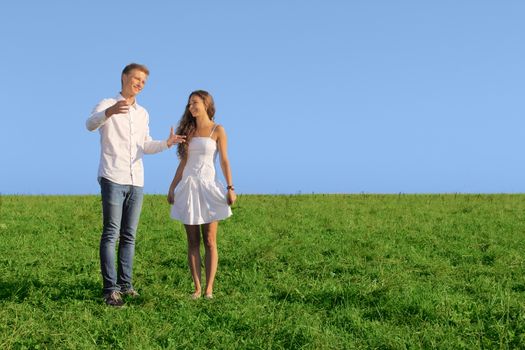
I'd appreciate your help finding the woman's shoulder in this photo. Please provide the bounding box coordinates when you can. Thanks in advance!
[211,123,227,142]
[214,123,226,133]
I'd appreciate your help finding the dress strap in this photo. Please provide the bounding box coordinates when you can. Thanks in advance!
[209,124,219,137]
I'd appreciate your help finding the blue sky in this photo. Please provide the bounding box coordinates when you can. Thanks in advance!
[1,1,524,194]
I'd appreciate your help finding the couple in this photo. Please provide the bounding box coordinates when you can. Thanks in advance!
[86,63,236,307]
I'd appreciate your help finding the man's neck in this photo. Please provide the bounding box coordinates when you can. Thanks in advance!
[120,91,136,105]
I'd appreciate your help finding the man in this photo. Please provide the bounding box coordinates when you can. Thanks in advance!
[86,63,185,307]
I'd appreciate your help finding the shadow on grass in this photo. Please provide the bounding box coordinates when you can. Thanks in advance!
[0,278,102,303]
[270,287,356,309]
[0,279,44,301]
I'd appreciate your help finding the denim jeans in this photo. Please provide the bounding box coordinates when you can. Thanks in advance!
[99,177,144,294]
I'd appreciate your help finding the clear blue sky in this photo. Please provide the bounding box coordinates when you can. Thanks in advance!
[1,1,524,195]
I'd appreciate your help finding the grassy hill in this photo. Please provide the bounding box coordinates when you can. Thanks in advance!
[1,194,524,349]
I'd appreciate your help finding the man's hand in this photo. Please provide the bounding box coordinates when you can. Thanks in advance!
[105,100,130,118]
[167,127,186,147]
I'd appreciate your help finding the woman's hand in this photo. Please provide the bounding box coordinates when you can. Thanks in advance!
[167,190,175,204]
[227,189,236,206]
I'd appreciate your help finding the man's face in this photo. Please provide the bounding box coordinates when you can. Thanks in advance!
[121,69,148,97]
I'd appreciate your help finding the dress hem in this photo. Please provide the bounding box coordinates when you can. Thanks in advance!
[170,213,232,225]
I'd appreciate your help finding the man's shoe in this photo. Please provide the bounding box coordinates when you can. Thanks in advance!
[121,289,140,298]
[104,291,124,307]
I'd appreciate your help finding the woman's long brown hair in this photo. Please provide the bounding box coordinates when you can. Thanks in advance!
[175,90,216,159]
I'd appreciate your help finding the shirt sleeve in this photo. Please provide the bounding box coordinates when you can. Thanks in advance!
[86,99,112,131]
[144,139,169,154]
[143,112,169,154]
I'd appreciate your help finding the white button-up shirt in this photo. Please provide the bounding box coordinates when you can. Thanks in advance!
[86,94,168,187]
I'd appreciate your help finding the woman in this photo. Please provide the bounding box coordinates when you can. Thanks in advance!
[168,90,236,299]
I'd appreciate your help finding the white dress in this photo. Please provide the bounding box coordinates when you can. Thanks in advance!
[170,126,232,225]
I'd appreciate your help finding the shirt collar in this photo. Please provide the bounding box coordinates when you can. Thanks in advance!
[116,93,139,110]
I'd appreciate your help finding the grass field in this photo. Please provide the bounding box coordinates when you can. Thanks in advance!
[1,194,525,349]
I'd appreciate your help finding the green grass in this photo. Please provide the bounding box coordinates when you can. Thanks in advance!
[1,194,525,349]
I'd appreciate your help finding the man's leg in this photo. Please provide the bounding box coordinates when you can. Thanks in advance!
[117,184,144,293]
[99,178,125,295]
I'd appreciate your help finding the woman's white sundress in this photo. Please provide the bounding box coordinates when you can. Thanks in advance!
[171,125,232,225]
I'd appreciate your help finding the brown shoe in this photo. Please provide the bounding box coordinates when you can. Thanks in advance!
[121,289,140,298]
[104,291,124,307]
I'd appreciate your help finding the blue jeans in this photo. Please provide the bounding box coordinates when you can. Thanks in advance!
[99,177,144,294]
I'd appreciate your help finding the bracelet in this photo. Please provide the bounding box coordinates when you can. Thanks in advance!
[226,185,235,191]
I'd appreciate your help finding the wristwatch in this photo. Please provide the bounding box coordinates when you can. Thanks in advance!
[226,185,235,191]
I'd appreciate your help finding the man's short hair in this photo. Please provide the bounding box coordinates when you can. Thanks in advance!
[122,63,149,77]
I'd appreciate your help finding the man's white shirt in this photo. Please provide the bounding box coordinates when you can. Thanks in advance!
[86,94,168,187]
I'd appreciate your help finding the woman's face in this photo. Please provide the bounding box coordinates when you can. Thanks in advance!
[188,95,207,118]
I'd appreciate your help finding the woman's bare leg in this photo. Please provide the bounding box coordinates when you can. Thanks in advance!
[185,224,202,298]
[202,222,218,297]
